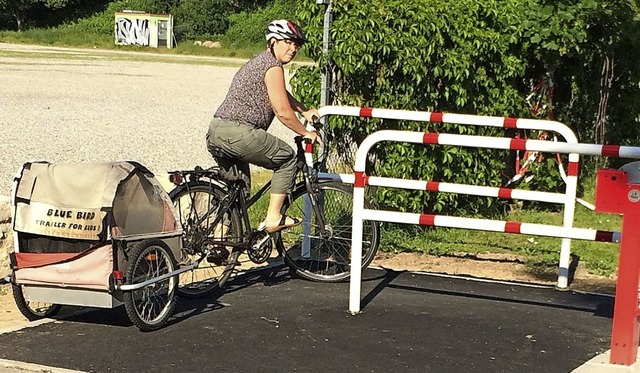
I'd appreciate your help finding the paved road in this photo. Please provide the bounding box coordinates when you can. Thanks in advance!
[0,267,616,372]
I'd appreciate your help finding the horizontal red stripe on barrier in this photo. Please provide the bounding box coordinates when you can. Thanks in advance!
[498,188,512,199]
[419,214,436,226]
[423,133,440,144]
[510,138,527,151]
[504,221,521,234]
[504,117,518,129]
[430,112,443,123]
[354,171,368,188]
[425,181,440,192]
[601,145,620,157]
[305,143,313,153]
[359,107,373,118]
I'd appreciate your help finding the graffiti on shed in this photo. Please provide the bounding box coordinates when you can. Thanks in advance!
[114,11,173,48]
[115,17,151,46]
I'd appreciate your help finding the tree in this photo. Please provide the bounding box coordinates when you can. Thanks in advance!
[0,0,74,31]
[173,0,271,41]
[0,0,35,31]
[292,0,640,215]
[225,0,298,48]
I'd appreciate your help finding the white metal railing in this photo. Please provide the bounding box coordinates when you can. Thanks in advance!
[348,128,638,314]
[317,105,581,289]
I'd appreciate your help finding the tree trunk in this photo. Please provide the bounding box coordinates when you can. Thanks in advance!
[594,53,615,170]
[14,11,24,32]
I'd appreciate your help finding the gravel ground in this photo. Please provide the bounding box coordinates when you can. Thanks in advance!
[0,43,297,197]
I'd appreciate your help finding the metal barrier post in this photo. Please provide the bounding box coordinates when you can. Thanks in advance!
[349,171,367,314]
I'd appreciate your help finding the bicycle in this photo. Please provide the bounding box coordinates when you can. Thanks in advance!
[168,119,380,299]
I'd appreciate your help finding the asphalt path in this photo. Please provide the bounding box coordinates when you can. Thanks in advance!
[0,266,614,372]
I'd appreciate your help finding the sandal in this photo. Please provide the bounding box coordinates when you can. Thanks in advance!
[265,215,302,233]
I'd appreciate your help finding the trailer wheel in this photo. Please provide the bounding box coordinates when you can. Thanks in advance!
[12,284,61,321]
[123,239,178,332]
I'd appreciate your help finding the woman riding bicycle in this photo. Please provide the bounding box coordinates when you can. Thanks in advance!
[206,19,322,234]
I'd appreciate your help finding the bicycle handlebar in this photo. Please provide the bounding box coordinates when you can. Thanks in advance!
[296,116,324,144]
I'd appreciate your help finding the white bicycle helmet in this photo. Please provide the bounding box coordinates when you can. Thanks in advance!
[266,19,308,45]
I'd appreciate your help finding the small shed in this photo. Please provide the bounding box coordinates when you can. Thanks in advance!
[115,11,174,48]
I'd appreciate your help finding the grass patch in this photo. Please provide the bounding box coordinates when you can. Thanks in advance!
[247,170,274,228]
[379,175,621,278]
[0,29,113,48]
[0,29,314,63]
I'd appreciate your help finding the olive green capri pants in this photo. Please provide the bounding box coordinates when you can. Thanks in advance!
[205,118,297,194]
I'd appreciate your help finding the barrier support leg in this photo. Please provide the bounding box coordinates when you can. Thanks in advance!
[349,186,366,314]
[556,238,571,289]
[609,215,640,365]
[595,169,640,365]
[557,168,579,289]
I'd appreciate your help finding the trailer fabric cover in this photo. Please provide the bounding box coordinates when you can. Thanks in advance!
[11,161,182,289]
[13,161,181,242]
[13,244,113,290]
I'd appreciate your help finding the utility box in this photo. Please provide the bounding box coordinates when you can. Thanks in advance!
[115,11,173,48]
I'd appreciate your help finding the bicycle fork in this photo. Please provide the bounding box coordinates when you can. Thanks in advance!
[301,172,332,259]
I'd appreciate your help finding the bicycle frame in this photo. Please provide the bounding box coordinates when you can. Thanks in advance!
[174,134,330,254]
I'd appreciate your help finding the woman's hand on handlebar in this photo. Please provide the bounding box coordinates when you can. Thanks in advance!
[301,108,320,124]
[303,130,324,147]
[300,107,323,146]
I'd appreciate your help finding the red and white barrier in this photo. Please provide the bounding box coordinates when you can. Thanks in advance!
[347,128,636,314]
[316,106,640,366]
[359,208,620,242]
[317,106,581,289]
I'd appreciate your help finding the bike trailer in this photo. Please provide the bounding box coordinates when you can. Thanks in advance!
[8,160,183,331]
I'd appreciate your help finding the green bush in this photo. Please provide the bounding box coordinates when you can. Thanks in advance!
[223,0,298,49]
[64,0,149,34]
[173,0,232,41]
[293,0,640,217]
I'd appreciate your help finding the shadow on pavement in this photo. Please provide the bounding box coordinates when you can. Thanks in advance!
[0,266,616,373]
[360,267,614,318]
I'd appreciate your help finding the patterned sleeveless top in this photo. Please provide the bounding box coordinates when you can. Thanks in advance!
[214,50,283,130]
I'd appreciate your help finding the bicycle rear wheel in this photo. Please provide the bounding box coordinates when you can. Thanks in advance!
[170,182,241,299]
[276,181,380,282]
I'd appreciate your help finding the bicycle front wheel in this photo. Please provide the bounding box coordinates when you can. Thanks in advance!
[170,182,242,299]
[276,181,380,282]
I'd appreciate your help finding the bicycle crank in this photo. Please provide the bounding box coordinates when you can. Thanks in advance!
[247,230,273,264]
